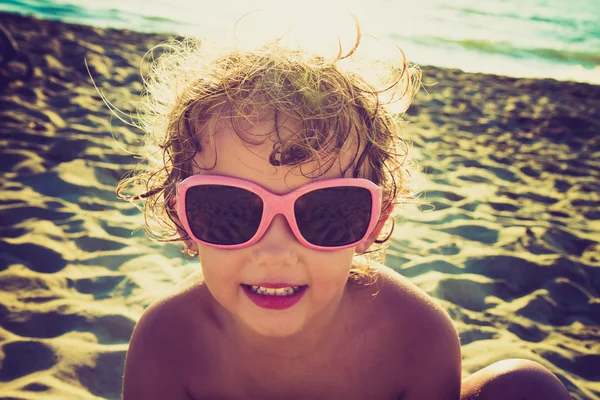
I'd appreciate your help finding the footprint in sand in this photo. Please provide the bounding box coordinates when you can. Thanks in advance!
[0,150,46,174]
[487,201,519,213]
[553,178,571,192]
[496,190,559,205]
[428,242,461,256]
[0,303,85,339]
[538,350,600,382]
[400,259,463,278]
[424,190,465,202]
[68,274,129,300]
[542,227,596,257]
[434,275,511,312]
[464,255,555,296]
[439,224,499,245]
[457,174,494,184]
[98,220,143,238]
[0,241,67,273]
[0,302,135,344]
[0,204,75,226]
[547,210,570,219]
[88,314,136,344]
[74,236,127,252]
[584,209,600,219]
[544,278,592,310]
[22,382,52,392]
[516,292,567,325]
[0,226,27,239]
[74,350,126,400]
[507,319,549,343]
[0,340,56,381]
[425,200,452,211]
[459,327,498,345]
[45,138,89,163]
[571,199,600,208]
[488,167,521,183]
[80,252,145,270]
[67,274,127,300]
[15,167,115,203]
[520,165,541,178]
[421,164,444,175]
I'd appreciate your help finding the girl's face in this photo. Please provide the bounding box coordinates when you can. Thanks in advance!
[188,114,361,342]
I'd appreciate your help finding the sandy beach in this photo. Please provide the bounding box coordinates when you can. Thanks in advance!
[0,12,599,400]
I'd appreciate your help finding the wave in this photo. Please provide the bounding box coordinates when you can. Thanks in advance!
[143,15,176,23]
[411,36,600,67]
[449,6,580,29]
[1,0,86,17]
[0,0,179,30]
[442,3,599,29]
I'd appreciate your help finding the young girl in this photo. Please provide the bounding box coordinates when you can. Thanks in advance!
[119,22,570,400]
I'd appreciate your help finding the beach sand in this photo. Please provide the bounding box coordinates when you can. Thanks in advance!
[0,12,599,400]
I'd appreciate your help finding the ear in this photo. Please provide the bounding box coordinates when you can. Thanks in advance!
[355,203,393,254]
[183,236,199,254]
[170,197,199,254]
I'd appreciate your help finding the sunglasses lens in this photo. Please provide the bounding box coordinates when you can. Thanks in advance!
[294,187,373,247]
[185,185,263,245]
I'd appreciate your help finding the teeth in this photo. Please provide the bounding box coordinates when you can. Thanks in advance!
[249,285,302,296]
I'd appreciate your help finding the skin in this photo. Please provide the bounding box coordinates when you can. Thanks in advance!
[122,113,571,400]
[188,114,365,353]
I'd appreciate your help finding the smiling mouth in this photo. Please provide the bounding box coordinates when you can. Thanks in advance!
[242,284,305,296]
[240,284,308,310]
[241,284,307,296]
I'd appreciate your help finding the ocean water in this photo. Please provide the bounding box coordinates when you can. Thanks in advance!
[1,0,599,84]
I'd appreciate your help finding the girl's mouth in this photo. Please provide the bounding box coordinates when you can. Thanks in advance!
[241,284,308,310]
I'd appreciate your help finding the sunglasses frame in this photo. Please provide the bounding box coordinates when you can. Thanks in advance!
[176,175,383,251]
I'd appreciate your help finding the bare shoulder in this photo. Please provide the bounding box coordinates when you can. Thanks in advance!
[135,270,207,339]
[122,271,208,400]
[351,263,462,399]
[373,264,456,326]
[352,263,455,326]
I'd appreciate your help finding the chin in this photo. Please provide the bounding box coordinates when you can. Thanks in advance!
[242,313,307,338]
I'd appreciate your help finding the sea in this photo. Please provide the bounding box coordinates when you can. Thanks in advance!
[1,0,599,84]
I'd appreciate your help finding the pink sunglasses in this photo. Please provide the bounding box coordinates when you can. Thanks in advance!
[176,175,383,250]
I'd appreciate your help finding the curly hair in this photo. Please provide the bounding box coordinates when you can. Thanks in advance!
[116,21,421,283]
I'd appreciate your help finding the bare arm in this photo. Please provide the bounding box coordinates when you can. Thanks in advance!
[401,297,462,400]
[376,266,462,400]
[122,300,192,400]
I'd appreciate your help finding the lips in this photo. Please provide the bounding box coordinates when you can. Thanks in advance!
[241,284,308,310]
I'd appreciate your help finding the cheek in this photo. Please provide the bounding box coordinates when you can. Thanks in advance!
[198,247,244,293]
[308,250,355,291]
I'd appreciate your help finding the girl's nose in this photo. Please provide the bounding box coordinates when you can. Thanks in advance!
[251,214,299,266]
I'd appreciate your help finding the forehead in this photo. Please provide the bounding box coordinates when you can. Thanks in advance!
[192,112,360,193]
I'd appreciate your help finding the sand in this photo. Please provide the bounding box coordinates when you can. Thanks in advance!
[0,11,598,400]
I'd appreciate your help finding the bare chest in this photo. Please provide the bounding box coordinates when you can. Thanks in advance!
[187,328,405,400]
[188,350,403,400]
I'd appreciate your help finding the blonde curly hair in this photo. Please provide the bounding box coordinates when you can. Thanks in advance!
[117,21,421,282]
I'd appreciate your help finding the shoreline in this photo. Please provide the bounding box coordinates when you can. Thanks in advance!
[3,8,600,86]
[2,11,600,87]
